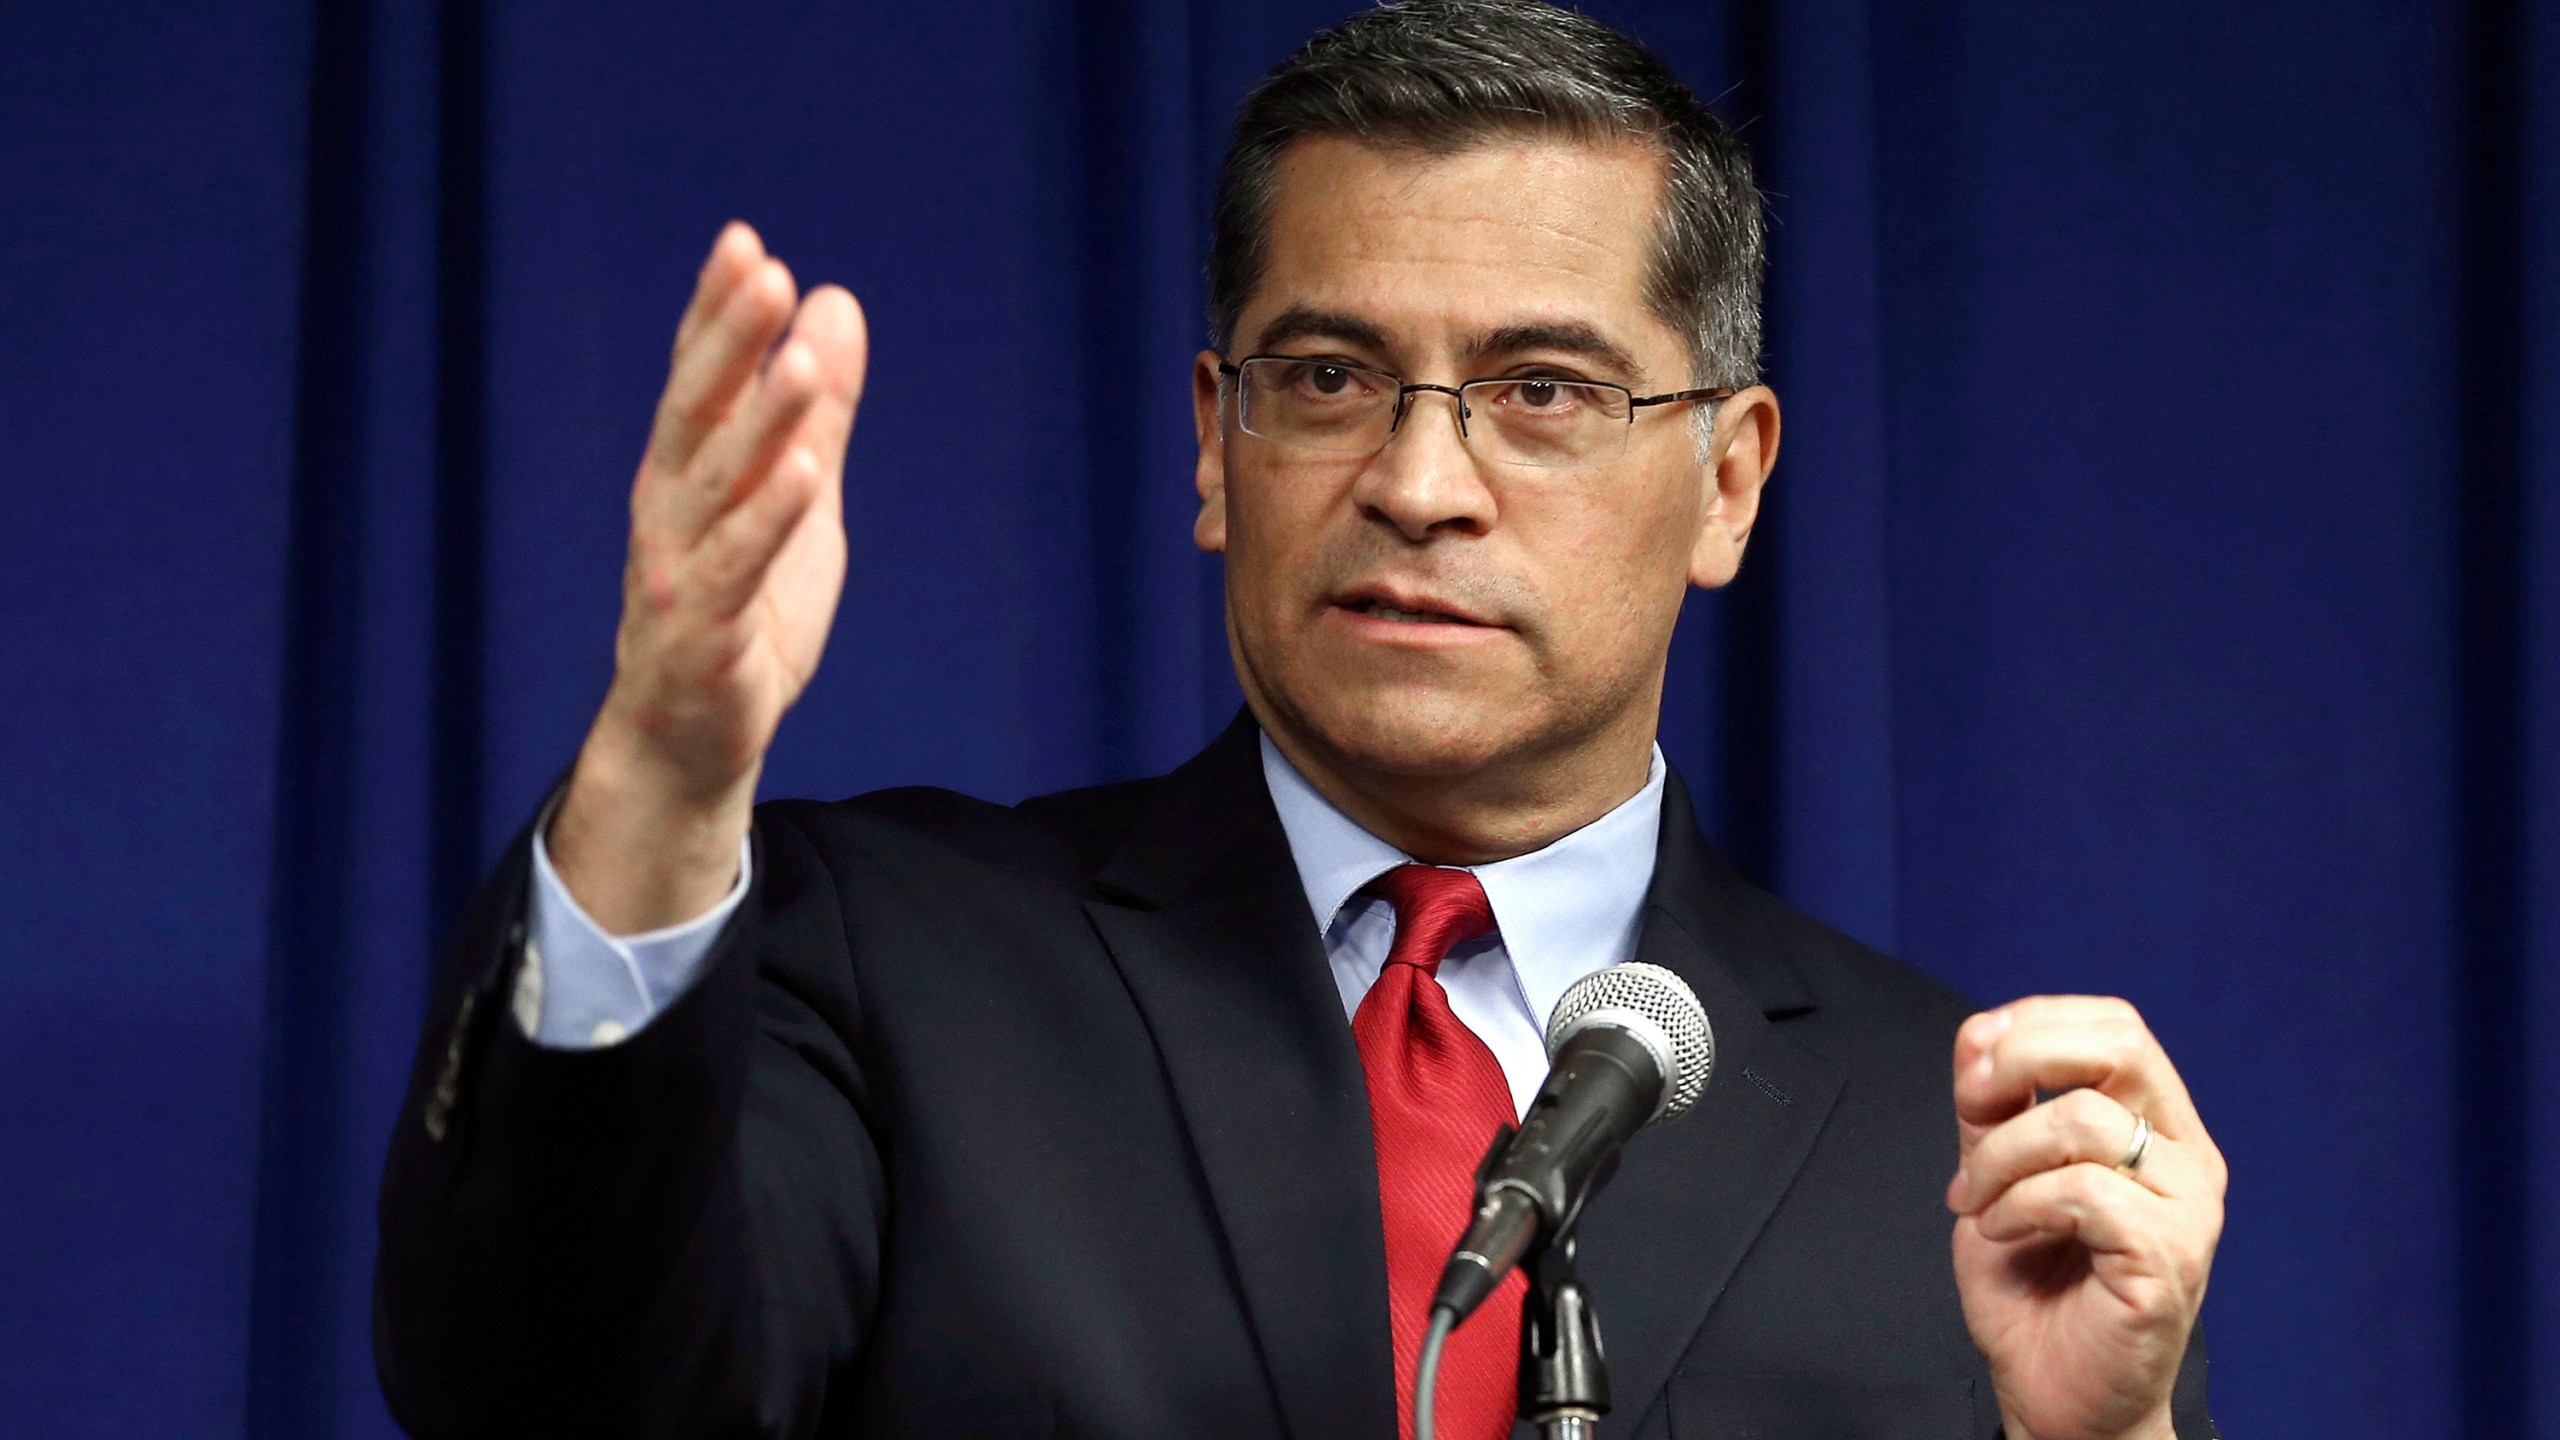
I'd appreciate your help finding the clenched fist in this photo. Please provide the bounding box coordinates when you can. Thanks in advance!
[1949,996,2226,1440]
[549,223,869,933]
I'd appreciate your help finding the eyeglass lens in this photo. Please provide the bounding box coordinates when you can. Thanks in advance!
[1234,358,1633,469]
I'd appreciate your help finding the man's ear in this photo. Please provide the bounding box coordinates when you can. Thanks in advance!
[1688,384,1780,589]
[1193,350,1230,554]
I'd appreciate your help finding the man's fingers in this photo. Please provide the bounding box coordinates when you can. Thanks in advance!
[679,288,862,622]
[1960,1163,2212,1402]
[1950,1086,2214,1215]
[679,338,828,534]
[647,256,798,488]
[1953,996,2207,1147]
[792,284,870,423]
[692,445,826,618]
[671,222,765,360]
[764,285,869,483]
[672,279,864,538]
[1968,1163,2174,1262]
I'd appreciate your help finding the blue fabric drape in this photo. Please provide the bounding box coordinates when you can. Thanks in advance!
[3,2,2554,1436]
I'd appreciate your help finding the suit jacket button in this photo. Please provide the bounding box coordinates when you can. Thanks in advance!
[423,991,479,1143]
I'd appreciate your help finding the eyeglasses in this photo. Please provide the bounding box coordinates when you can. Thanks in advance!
[1219,355,1732,470]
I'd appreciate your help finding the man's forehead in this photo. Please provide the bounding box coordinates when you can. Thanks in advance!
[1254,303,1647,381]
[1246,133,1677,366]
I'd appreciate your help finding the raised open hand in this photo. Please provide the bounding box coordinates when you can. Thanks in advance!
[550,222,868,932]
[1948,996,2225,1440]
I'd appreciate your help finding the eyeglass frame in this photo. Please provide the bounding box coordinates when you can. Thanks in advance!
[1216,354,1735,467]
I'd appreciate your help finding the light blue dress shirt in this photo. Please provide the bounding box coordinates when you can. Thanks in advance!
[1258,735,1664,1117]
[517,737,1666,1118]
[515,814,751,1048]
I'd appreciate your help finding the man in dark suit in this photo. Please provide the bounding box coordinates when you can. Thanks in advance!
[376,3,2226,1437]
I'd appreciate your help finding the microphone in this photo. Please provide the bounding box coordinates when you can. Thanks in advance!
[1429,961,1714,1324]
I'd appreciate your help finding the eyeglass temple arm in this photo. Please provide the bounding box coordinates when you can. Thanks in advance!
[1627,386,1737,409]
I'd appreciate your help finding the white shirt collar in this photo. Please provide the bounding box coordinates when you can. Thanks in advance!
[1257,731,1666,1027]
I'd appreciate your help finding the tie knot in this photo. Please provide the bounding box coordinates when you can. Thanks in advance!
[1371,864,1496,977]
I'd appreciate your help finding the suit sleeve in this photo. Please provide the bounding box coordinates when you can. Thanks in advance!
[374,802,886,1438]
[2171,1322,2219,1439]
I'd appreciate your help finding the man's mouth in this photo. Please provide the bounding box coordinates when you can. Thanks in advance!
[1350,600,1477,625]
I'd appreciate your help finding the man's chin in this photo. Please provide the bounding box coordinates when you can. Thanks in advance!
[1282,689,1539,780]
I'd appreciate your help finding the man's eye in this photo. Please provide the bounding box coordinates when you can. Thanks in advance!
[1495,379,1581,412]
[1302,364,1357,396]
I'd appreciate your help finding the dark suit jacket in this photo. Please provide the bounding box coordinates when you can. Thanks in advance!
[376,714,2213,1438]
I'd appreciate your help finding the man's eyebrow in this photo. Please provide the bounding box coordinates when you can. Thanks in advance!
[1250,306,1392,355]
[1467,322,1645,384]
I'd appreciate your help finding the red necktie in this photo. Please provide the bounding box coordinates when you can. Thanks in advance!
[1353,865,1522,1440]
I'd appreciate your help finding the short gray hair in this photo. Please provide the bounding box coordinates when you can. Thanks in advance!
[1207,0,1764,389]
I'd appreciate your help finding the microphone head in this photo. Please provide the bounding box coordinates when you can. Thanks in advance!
[1544,962,1714,1122]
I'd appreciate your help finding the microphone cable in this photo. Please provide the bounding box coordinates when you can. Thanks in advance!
[1414,1305,1456,1440]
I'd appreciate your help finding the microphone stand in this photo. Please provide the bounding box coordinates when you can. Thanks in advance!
[1516,1234,1610,1439]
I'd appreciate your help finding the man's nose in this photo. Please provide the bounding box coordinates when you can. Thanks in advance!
[1352,387,1498,541]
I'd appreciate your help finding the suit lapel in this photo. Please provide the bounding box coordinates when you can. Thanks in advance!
[1083,715,1396,1440]
[1565,771,1844,1432]
[1083,729,1837,1439]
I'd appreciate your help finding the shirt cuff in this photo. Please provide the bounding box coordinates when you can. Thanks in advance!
[514,810,752,1049]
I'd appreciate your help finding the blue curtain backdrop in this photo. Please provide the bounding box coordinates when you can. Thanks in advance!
[3,1,2555,1436]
